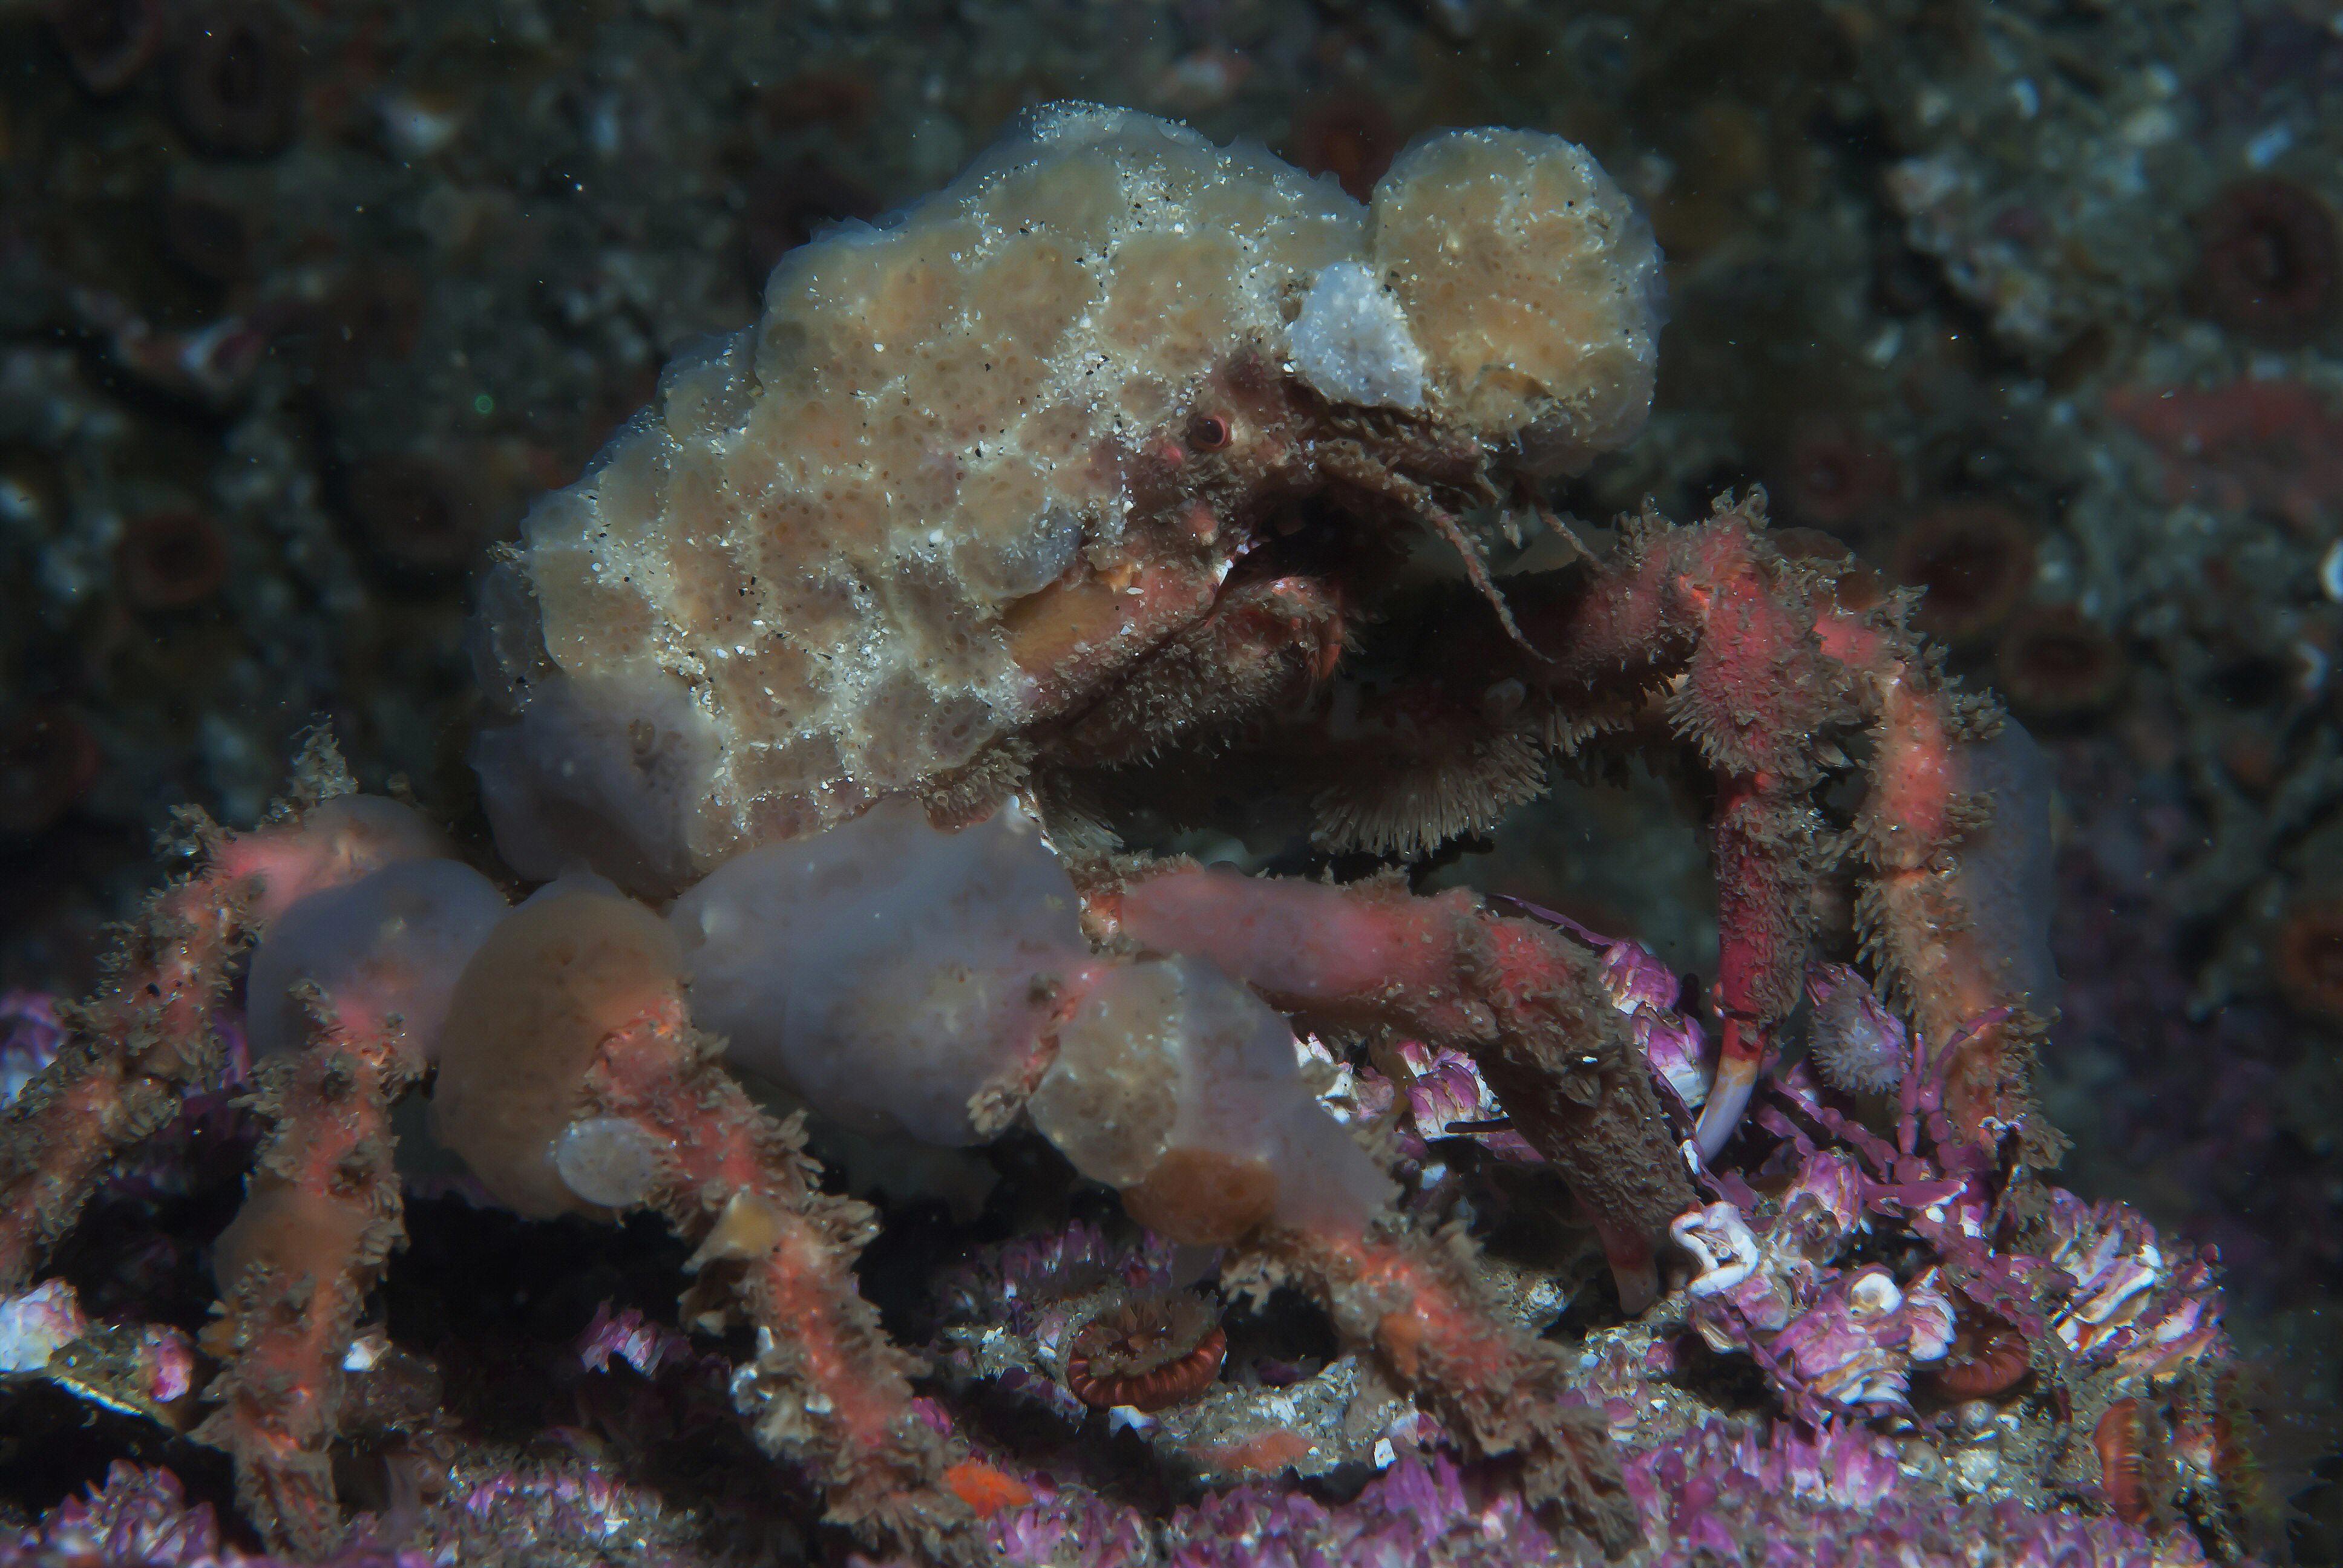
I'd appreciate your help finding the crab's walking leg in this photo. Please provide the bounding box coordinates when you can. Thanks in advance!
[1099,864,1695,1312]
[1256,1220,1641,1556]
[1817,606,2045,1142]
[0,842,251,1289]
[582,1002,986,1566]
[0,738,380,1290]
[1698,765,1824,1160]
[198,1008,421,1556]
[1510,502,2043,1148]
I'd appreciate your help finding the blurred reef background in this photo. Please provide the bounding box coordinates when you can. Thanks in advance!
[3,0,2343,1557]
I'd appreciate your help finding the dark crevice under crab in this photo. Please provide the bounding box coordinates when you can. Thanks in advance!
[0,103,2066,1566]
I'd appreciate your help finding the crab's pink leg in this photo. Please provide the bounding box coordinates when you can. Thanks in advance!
[1817,607,2042,1142]
[1266,1221,1640,1556]
[1697,767,1812,1160]
[1099,864,1696,1312]
[0,743,387,1292]
[582,1002,983,1564]
[198,1013,421,1556]
[0,837,257,1290]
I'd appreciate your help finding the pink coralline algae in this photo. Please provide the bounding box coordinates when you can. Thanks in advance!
[575,1300,698,1378]
[1648,964,2229,1474]
[975,1422,2198,1568]
[1618,1423,2196,1568]
[1674,1150,1961,1422]
[1498,901,1717,1114]
[0,1463,428,1568]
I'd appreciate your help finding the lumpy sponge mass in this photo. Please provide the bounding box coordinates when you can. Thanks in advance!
[470,103,1659,895]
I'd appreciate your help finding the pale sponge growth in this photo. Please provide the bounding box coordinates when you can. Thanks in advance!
[1288,260,1426,410]
[430,877,685,1218]
[244,858,508,1062]
[668,799,1093,1146]
[232,794,453,926]
[469,102,1660,893]
[1027,955,1394,1244]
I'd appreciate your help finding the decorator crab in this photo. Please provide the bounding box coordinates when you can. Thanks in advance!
[0,105,2073,1564]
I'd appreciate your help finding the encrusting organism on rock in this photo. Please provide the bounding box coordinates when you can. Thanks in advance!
[0,101,2240,1566]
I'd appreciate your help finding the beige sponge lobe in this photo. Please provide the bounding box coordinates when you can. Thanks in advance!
[431,877,686,1219]
[1372,128,1663,474]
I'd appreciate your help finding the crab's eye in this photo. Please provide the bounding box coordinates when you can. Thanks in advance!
[1187,413,1232,451]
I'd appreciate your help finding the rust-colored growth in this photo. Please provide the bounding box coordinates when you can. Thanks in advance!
[941,1460,1031,1519]
[1203,1429,1315,1475]
[1993,603,2126,720]
[2095,1397,2152,1527]
[116,509,230,610]
[197,1016,424,1557]
[1924,1307,2031,1400]
[1063,1293,1227,1412]
[0,704,102,835]
[2273,898,2343,1027]
[45,0,166,93]
[2105,379,2343,534]
[1288,96,1400,201]
[1121,1149,1277,1247]
[1778,417,1902,531]
[1890,503,2037,645]
[582,1007,981,1561]
[173,2,301,157]
[431,884,683,1220]
[2191,177,2339,342]
[344,454,487,579]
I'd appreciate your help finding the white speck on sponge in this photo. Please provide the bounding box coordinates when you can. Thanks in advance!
[1289,260,1426,411]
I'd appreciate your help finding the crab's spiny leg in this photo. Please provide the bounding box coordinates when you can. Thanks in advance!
[582,1002,988,1566]
[197,1004,421,1556]
[1259,1220,1640,1557]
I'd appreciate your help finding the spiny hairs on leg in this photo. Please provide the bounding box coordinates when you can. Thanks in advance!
[1244,1220,1642,1558]
[0,733,362,1292]
[196,1004,422,1556]
[582,1005,990,1565]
